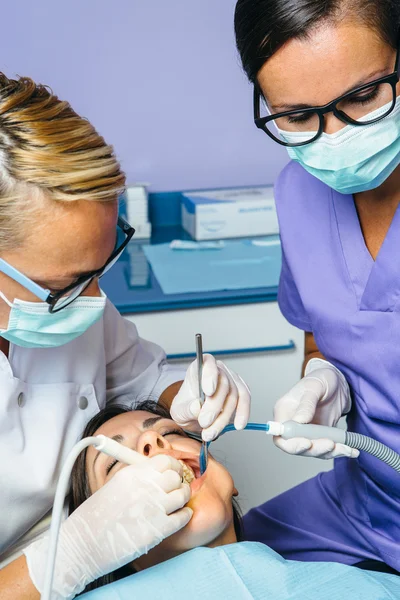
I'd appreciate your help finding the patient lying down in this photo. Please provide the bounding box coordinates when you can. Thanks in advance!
[70,402,400,599]
[70,400,242,593]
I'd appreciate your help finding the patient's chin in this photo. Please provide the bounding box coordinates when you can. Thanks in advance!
[175,462,236,549]
[133,455,237,570]
[170,496,234,551]
[133,475,236,571]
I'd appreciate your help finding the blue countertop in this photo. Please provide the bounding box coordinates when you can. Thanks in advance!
[101,225,280,314]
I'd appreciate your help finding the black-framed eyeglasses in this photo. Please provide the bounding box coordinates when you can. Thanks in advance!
[45,216,135,312]
[0,216,135,312]
[0,216,134,317]
[254,39,400,147]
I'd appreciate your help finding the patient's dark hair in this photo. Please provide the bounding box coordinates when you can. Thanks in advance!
[70,400,243,594]
[234,0,400,82]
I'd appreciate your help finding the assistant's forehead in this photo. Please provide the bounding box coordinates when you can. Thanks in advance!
[258,23,393,107]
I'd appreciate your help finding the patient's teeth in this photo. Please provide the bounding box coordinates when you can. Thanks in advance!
[179,460,195,484]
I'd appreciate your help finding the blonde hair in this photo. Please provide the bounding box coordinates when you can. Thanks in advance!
[0,73,126,250]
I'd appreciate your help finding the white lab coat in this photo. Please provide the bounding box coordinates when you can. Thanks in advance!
[0,299,184,567]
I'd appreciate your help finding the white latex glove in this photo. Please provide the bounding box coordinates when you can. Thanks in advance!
[170,354,251,442]
[24,454,192,599]
[274,358,359,459]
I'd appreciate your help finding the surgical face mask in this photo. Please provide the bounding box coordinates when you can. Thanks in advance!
[279,97,400,195]
[0,290,106,348]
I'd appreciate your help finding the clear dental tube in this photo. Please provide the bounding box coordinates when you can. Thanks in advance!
[199,421,400,475]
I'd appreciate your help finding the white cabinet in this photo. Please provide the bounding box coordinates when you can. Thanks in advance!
[125,302,332,513]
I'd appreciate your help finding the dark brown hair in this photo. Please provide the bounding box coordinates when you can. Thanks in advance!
[70,400,243,594]
[234,0,400,82]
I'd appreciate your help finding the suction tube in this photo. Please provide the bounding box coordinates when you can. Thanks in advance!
[199,421,400,475]
[271,421,400,473]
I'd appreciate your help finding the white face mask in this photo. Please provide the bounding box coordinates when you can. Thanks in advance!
[279,97,400,194]
[0,290,107,348]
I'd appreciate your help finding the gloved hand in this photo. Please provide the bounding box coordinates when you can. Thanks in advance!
[170,354,251,442]
[24,454,192,599]
[274,358,358,459]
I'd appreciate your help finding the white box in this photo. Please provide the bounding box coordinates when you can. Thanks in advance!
[126,185,149,226]
[132,222,152,239]
[181,186,279,240]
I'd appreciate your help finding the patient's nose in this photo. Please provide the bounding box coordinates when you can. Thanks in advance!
[138,431,173,457]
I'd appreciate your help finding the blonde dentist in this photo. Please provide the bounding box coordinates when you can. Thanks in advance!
[0,74,250,599]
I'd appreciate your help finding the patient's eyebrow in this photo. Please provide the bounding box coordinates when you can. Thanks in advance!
[92,434,125,475]
[142,416,164,429]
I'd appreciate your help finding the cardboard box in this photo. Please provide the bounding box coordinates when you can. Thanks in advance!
[181,186,278,240]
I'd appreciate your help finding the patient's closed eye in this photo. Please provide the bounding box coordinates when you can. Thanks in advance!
[105,427,188,473]
[106,459,118,474]
[163,429,186,437]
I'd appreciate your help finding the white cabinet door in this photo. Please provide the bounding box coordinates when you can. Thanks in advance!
[126,302,332,513]
[126,302,298,357]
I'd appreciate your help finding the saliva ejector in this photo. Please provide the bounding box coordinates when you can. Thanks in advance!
[191,331,400,475]
[199,420,400,475]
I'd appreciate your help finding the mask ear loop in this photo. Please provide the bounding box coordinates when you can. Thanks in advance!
[0,291,14,308]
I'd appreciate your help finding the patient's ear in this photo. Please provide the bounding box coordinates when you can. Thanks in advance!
[233,487,239,497]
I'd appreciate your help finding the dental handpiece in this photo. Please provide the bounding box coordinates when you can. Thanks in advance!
[95,434,148,464]
[41,436,147,600]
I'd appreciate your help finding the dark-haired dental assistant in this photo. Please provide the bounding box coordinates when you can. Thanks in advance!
[235,0,400,574]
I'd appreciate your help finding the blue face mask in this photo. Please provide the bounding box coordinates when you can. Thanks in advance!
[280,97,400,195]
[0,290,106,348]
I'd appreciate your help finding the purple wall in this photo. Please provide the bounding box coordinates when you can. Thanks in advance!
[1,1,289,192]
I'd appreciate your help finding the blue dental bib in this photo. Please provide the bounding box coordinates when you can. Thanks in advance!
[80,541,400,600]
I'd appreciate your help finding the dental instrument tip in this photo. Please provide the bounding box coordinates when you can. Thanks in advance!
[200,441,208,475]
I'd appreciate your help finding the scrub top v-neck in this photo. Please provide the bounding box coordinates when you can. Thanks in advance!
[271,160,400,569]
[334,190,400,312]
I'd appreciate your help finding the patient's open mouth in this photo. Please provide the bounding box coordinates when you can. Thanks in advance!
[160,450,205,492]
[179,459,200,484]
[179,457,205,494]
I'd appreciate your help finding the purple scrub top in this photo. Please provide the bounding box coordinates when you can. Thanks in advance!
[275,161,400,566]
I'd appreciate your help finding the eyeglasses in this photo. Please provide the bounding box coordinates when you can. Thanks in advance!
[254,40,400,147]
[0,216,135,313]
